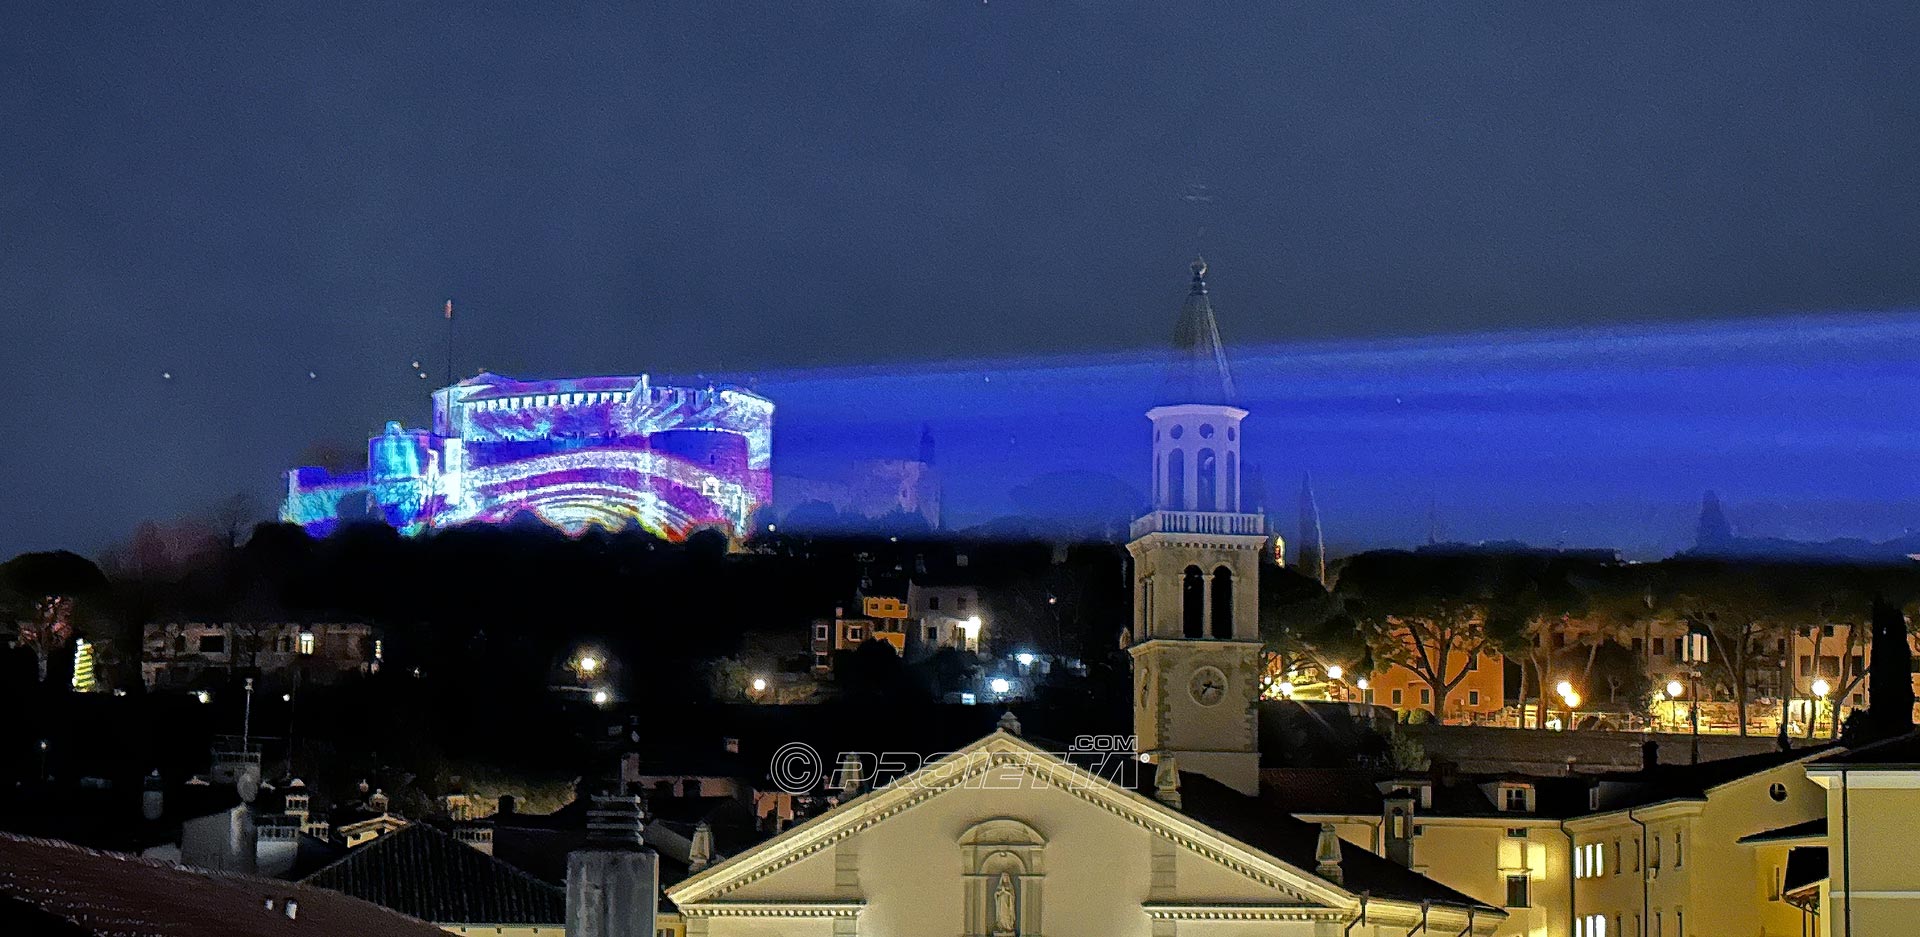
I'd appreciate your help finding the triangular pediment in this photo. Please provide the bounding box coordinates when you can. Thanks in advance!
[667,731,1349,910]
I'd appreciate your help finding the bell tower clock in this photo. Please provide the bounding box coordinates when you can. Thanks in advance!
[1127,259,1266,795]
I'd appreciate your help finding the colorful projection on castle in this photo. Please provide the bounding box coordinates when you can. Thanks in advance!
[282,373,773,541]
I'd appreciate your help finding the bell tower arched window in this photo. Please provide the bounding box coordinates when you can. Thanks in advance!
[1210,566,1233,638]
[1165,449,1185,510]
[1182,566,1205,638]
[1224,451,1237,512]
[1196,448,1217,511]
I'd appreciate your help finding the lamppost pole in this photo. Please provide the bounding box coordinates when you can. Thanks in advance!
[1689,668,1701,764]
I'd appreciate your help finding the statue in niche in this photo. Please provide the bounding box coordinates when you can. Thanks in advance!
[991,871,1017,935]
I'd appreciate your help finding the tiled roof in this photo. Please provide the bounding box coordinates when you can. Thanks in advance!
[301,823,563,925]
[1133,769,1498,912]
[0,830,450,937]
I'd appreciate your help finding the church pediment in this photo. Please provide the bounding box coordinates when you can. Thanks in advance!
[669,732,1422,934]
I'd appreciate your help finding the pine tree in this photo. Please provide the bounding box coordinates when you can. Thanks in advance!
[1865,596,1914,739]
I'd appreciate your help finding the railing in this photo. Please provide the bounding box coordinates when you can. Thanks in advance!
[1129,511,1266,539]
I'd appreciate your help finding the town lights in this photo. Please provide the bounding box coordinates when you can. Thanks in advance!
[1278,681,1295,699]
[1016,652,1035,666]
[990,678,1011,694]
[195,690,212,704]
[591,689,611,706]
[1326,665,1344,681]
[578,656,599,674]
[751,677,768,693]
[1812,678,1831,699]
[1555,680,1575,700]
[1356,677,1370,691]
[1666,680,1685,699]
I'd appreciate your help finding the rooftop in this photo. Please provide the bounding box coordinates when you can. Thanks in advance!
[0,830,449,937]
[301,823,564,926]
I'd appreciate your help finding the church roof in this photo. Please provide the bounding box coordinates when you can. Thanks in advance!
[1156,258,1238,407]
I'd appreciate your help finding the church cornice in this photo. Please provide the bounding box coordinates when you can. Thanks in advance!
[678,900,865,919]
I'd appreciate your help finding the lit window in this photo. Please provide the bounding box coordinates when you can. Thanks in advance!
[298,632,315,656]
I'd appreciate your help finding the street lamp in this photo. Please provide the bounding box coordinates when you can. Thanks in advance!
[1665,680,1685,732]
[591,688,611,706]
[578,656,599,675]
[989,677,1011,695]
[1278,680,1296,699]
[1326,665,1344,681]
[1681,622,1711,764]
[751,677,768,693]
[1811,678,1831,737]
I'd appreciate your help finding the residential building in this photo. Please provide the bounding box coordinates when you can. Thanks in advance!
[1365,643,1507,723]
[142,620,379,690]
[808,597,908,671]
[1804,732,1920,937]
[905,577,983,656]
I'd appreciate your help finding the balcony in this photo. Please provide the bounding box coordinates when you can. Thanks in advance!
[1129,511,1266,539]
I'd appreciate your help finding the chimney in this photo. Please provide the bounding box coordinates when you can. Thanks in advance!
[1430,758,1456,788]
[498,794,516,816]
[1153,756,1182,810]
[566,782,659,937]
[1641,740,1660,771]
[835,751,866,800]
[688,820,714,872]
[1383,792,1416,868]
[141,770,165,822]
[1315,824,1344,884]
[369,789,389,813]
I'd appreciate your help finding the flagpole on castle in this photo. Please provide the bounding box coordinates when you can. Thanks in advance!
[444,299,455,389]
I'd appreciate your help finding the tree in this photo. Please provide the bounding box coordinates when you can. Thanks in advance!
[0,551,110,684]
[1335,550,1510,720]
[1863,593,1916,739]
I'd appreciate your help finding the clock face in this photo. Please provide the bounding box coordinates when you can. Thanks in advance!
[1189,666,1228,706]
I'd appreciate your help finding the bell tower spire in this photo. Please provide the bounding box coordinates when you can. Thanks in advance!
[1127,259,1268,796]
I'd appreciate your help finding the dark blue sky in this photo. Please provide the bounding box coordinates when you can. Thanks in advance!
[3,3,1917,556]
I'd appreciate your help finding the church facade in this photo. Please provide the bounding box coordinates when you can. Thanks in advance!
[665,261,1503,936]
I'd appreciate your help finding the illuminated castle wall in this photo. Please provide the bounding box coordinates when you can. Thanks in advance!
[282,372,773,541]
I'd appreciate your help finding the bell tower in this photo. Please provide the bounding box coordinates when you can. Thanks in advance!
[1127,259,1266,795]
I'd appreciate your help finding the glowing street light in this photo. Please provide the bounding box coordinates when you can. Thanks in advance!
[1356,677,1370,691]
[578,656,599,674]
[195,690,212,704]
[1555,680,1575,700]
[990,678,1011,694]
[1666,680,1685,699]
[1563,691,1582,708]
[1812,678,1831,699]
[591,689,611,706]
[1015,652,1035,667]
[1277,680,1296,699]
[751,677,768,693]
[1326,665,1344,681]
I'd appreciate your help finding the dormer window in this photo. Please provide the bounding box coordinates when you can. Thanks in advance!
[1500,784,1534,813]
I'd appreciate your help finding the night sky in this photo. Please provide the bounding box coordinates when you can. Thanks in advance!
[4,3,1917,557]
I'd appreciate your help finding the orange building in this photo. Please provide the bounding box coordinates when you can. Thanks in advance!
[1363,644,1505,723]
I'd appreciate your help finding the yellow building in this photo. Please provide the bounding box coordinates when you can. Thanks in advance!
[1804,732,1920,937]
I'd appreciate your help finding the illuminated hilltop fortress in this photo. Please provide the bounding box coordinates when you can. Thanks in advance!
[282,372,773,541]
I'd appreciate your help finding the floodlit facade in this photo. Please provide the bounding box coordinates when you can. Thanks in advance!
[283,372,773,542]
